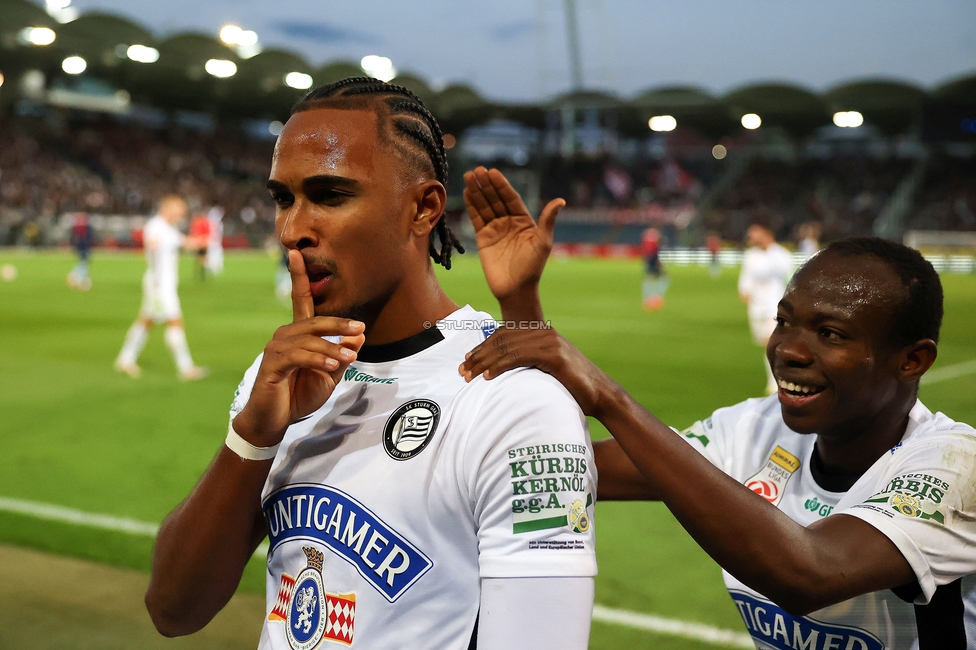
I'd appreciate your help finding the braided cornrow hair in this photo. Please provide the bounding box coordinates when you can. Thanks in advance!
[292,77,465,269]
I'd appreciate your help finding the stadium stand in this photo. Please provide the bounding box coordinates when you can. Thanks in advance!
[0,0,974,253]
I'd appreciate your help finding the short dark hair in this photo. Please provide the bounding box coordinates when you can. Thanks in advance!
[823,237,943,345]
[291,77,464,269]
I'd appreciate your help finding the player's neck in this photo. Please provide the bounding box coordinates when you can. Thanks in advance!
[814,403,913,475]
[364,271,458,346]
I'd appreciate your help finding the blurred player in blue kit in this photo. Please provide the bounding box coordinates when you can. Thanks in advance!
[460,169,976,650]
[66,212,94,291]
[640,227,668,311]
[146,80,597,650]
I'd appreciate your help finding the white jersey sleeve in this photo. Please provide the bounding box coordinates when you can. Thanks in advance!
[229,353,263,420]
[678,398,771,476]
[456,369,597,579]
[835,430,976,604]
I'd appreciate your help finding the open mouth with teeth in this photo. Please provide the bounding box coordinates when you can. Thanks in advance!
[776,379,826,397]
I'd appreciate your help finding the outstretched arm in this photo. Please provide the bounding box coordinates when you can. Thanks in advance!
[460,325,914,616]
[145,252,365,635]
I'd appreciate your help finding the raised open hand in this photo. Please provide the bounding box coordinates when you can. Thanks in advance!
[232,250,365,446]
[463,167,565,305]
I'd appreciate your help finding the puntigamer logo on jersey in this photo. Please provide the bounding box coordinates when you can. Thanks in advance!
[383,400,440,461]
[264,484,433,602]
[730,591,883,650]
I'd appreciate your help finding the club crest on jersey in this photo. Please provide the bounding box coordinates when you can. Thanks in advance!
[744,446,800,506]
[269,546,357,648]
[383,400,441,461]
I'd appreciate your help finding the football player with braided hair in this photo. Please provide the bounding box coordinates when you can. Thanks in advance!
[146,79,596,650]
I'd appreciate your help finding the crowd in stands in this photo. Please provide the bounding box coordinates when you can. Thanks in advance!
[907,156,976,232]
[1,110,974,250]
[0,113,275,246]
[707,156,912,243]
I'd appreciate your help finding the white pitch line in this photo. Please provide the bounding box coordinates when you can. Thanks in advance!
[0,496,269,557]
[592,605,753,648]
[921,359,976,386]
[1,496,751,648]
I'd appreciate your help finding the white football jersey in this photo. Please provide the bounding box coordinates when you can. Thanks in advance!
[682,396,976,649]
[230,306,597,650]
[738,243,793,320]
[143,215,183,290]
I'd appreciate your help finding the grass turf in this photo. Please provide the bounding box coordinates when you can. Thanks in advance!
[1,250,974,649]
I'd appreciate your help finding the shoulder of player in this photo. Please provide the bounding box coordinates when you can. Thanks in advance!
[895,405,976,457]
[455,367,583,422]
[703,395,781,432]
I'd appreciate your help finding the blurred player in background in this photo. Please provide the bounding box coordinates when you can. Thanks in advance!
[205,206,225,276]
[189,211,212,281]
[146,81,595,650]
[458,172,976,649]
[114,195,207,380]
[66,212,94,291]
[739,221,793,394]
[798,221,822,259]
[706,231,722,277]
[641,227,668,310]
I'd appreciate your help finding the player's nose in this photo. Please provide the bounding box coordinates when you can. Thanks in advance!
[278,200,319,251]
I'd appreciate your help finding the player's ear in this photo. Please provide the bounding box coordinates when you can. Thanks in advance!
[409,180,446,238]
[898,339,937,383]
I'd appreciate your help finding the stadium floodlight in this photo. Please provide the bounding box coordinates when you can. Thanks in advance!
[24,27,57,46]
[205,59,237,78]
[237,30,258,47]
[126,44,159,64]
[648,115,677,132]
[62,56,87,75]
[741,113,762,130]
[833,111,864,128]
[284,71,313,90]
[269,120,284,136]
[219,24,244,45]
[360,55,396,82]
[712,144,727,160]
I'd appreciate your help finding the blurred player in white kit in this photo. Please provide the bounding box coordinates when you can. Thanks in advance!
[738,221,792,394]
[205,206,225,276]
[115,195,207,380]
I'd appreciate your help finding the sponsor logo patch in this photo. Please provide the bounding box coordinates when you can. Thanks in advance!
[863,491,946,524]
[343,366,397,385]
[269,546,356,648]
[803,496,835,518]
[264,484,433,602]
[383,400,440,461]
[507,443,593,535]
[731,590,883,650]
[745,446,800,506]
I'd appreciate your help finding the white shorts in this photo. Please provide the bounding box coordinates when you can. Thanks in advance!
[748,315,776,346]
[140,273,182,323]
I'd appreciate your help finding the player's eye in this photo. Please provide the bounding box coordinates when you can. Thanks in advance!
[774,315,787,328]
[819,327,844,341]
[270,191,293,207]
[308,188,349,206]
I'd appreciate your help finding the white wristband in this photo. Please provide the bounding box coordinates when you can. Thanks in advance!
[225,420,280,461]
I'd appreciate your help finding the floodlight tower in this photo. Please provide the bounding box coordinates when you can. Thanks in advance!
[563,0,584,91]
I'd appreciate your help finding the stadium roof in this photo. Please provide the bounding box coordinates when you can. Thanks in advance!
[0,0,972,142]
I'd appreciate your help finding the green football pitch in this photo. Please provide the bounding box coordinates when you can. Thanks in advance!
[1,250,974,649]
